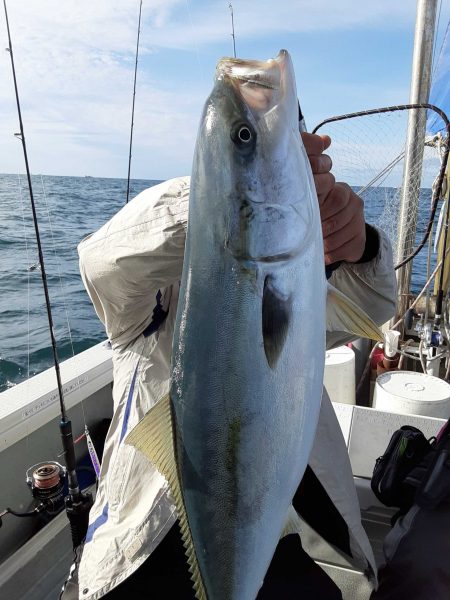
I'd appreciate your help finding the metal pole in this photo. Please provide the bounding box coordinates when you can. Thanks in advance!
[394,0,438,326]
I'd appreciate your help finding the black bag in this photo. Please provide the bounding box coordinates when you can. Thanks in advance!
[370,421,450,600]
[416,420,450,509]
[371,425,433,510]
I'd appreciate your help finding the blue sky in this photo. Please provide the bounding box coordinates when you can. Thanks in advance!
[1,0,449,179]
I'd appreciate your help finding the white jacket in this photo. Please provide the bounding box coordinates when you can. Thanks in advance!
[77,177,396,599]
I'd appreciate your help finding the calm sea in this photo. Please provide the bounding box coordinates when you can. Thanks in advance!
[0,174,161,392]
[0,174,436,392]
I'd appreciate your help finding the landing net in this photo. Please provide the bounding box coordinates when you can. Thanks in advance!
[313,104,449,294]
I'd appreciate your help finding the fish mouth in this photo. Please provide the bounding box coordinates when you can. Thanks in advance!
[216,50,295,117]
[216,51,287,88]
[235,251,297,265]
[215,50,308,265]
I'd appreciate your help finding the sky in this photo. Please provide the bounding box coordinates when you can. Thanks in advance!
[0,0,449,180]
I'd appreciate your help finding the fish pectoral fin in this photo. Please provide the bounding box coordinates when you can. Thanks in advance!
[326,283,383,342]
[262,275,292,369]
[281,505,303,538]
[125,394,207,600]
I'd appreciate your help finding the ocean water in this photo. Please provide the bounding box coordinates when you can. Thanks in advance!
[0,174,161,392]
[0,174,437,392]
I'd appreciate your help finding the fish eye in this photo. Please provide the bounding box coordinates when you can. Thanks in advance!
[231,122,256,154]
[238,126,252,143]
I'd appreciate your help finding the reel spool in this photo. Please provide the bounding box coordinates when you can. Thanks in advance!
[26,461,67,515]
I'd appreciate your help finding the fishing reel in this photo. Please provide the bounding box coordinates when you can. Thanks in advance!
[416,320,444,348]
[0,461,66,528]
[26,461,67,516]
[1,458,93,548]
[412,316,447,377]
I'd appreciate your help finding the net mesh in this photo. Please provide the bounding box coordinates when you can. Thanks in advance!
[313,106,448,293]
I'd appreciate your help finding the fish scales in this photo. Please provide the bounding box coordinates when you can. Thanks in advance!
[171,50,326,599]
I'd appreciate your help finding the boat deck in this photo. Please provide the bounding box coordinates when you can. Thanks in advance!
[0,343,446,599]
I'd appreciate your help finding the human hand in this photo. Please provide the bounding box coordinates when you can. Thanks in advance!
[302,132,366,265]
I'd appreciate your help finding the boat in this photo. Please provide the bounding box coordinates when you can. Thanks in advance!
[1,1,449,599]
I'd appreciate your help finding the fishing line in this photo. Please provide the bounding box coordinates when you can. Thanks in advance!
[17,171,33,472]
[3,0,92,547]
[17,172,32,382]
[39,175,106,478]
[39,175,76,354]
[39,174,89,429]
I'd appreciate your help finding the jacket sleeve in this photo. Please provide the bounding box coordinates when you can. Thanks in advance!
[78,176,190,348]
[326,226,397,349]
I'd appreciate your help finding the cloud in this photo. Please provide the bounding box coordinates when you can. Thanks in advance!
[0,0,444,178]
[145,0,418,50]
[0,0,201,177]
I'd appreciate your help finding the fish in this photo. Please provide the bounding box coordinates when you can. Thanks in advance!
[126,49,382,599]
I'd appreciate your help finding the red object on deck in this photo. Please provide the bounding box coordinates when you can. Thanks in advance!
[371,346,384,370]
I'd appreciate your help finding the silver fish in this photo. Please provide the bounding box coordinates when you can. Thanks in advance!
[127,49,381,600]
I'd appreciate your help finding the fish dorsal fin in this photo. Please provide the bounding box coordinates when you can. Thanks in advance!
[125,394,207,600]
[262,275,292,369]
[326,283,383,342]
[281,504,303,538]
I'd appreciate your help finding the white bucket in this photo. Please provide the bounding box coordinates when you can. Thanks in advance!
[324,345,355,405]
[373,370,450,418]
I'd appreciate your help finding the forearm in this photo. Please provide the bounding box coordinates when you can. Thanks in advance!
[326,225,396,349]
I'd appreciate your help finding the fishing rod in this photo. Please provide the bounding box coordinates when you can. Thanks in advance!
[126,0,143,204]
[229,3,236,58]
[2,0,92,546]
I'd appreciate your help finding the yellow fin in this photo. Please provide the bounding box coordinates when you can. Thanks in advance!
[281,505,303,537]
[326,283,383,342]
[125,394,207,600]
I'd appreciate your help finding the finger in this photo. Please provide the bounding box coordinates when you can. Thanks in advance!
[323,208,365,251]
[321,201,356,240]
[323,198,364,249]
[320,134,331,152]
[324,232,366,265]
[319,183,351,217]
[301,132,329,156]
[308,153,332,175]
[314,172,335,203]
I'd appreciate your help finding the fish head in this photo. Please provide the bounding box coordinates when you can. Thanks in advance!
[191,49,321,266]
